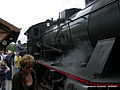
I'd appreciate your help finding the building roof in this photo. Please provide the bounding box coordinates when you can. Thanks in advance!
[0,18,21,43]
[0,18,21,32]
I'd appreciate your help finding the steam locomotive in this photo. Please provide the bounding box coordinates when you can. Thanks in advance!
[25,0,120,89]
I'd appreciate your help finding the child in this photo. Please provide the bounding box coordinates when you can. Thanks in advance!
[0,59,10,90]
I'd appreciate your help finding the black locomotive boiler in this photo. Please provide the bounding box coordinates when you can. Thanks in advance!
[25,0,120,89]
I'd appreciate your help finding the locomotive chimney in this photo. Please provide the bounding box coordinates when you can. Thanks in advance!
[85,0,94,6]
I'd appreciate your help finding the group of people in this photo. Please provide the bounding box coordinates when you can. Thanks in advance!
[0,51,38,90]
[0,40,38,90]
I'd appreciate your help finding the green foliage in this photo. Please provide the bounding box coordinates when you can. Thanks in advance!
[7,43,16,52]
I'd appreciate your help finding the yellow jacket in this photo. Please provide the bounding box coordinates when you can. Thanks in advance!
[16,56,22,69]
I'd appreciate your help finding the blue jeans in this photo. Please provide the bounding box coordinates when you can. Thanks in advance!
[1,79,6,90]
[7,69,12,80]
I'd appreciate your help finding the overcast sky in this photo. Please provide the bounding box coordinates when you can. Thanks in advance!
[0,0,85,43]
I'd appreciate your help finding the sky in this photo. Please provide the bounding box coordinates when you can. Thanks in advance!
[0,0,85,43]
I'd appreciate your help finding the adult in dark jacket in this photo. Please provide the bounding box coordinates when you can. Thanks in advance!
[16,40,26,57]
[12,54,38,90]
[5,52,13,80]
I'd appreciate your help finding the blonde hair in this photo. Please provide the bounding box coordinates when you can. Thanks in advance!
[20,54,35,68]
